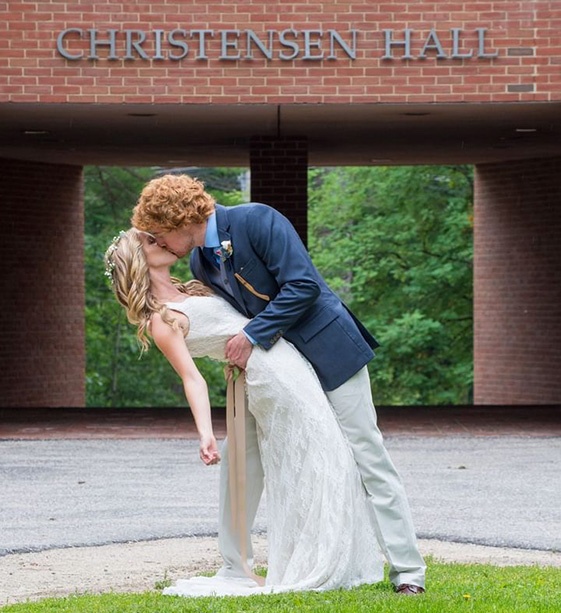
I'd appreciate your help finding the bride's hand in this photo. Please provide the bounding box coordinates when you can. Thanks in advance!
[199,434,221,465]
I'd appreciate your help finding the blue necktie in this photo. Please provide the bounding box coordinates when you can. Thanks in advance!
[203,247,220,269]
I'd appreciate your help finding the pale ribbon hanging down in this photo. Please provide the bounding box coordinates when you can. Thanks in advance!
[224,365,266,587]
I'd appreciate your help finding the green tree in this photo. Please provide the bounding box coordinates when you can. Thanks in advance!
[308,165,473,405]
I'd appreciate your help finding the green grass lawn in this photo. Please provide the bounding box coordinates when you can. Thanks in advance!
[1,558,560,612]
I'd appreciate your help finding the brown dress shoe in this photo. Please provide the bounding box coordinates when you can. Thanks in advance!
[395,583,426,595]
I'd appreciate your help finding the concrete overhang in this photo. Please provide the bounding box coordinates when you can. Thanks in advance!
[0,101,560,167]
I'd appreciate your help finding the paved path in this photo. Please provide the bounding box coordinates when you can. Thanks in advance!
[1,435,560,555]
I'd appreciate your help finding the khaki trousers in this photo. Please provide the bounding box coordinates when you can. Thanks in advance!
[216,366,426,588]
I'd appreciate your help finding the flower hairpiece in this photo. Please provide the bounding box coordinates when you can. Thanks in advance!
[104,230,126,283]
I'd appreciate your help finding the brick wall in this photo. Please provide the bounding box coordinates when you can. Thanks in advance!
[250,136,308,243]
[474,157,561,404]
[0,159,85,407]
[1,1,559,104]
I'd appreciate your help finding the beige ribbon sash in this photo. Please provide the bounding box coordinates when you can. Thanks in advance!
[224,366,265,587]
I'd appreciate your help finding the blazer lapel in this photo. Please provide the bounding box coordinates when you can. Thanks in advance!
[192,247,238,306]
[191,248,215,286]
[220,256,247,313]
[217,235,248,314]
[202,206,250,316]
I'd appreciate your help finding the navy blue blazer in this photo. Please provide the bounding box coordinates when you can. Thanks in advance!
[190,203,379,391]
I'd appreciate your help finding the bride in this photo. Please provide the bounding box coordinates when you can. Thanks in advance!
[105,228,383,597]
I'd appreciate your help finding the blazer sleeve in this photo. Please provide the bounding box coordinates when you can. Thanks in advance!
[241,205,321,349]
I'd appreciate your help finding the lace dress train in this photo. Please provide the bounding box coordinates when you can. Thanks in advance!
[162,295,383,597]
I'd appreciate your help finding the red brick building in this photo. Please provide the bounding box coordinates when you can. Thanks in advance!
[0,1,560,407]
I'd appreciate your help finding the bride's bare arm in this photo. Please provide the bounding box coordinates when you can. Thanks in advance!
[150,312,220,466]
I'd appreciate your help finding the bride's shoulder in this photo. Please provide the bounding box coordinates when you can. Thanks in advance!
[150,309,189,339]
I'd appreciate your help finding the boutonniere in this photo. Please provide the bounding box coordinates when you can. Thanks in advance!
[219,240,233,262]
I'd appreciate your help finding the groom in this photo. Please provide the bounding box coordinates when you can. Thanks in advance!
[131,174,426,595]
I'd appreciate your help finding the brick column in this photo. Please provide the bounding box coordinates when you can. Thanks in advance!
[0,159,85,407]
[249,136,308,244]
[474,158,561,404]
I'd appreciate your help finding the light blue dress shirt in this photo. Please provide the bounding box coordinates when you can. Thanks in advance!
[204,212,220,257]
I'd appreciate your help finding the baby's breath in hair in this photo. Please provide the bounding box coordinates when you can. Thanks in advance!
[104,231,126,284]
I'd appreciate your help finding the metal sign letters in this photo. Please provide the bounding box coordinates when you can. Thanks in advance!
[56,28,499,62]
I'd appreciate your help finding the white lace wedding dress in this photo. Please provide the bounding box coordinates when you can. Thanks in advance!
[163,295,383,597]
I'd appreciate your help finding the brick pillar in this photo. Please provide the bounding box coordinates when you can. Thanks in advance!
[249,136,308,244]
[0,159,85,407]
[474,158,561,404]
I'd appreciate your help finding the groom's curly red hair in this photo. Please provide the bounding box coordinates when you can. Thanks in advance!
[132,174,216,232]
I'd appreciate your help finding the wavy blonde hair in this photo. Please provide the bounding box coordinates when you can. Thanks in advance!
[131,174,216,232]
[104,228,213,352]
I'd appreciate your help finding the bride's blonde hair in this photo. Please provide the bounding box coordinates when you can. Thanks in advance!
[104,228,213,352]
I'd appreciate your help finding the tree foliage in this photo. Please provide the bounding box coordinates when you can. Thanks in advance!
[308,165,473,405]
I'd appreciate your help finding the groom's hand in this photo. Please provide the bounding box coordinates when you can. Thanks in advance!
[225,332,253,369]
